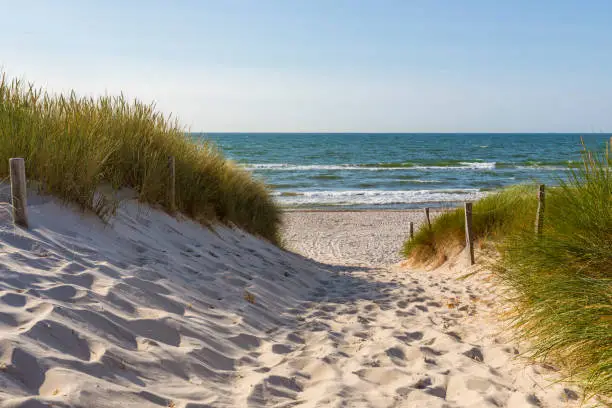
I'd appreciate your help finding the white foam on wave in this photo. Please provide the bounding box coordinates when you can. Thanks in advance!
[457,162,495,170]
[247,163,360,171]
[402,179,443,183]
[273,189,486,206]
[244,162,497,171]
[514,165,570,171]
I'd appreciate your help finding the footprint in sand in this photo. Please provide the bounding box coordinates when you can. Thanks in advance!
[271,344,293,354]
[286,332,305,344]
[0,292,28,307]
[414,304,429,312]
[248,375,303,406]
[24,319,94,361]
[396,300,409,309]
[363,304,376,312]
[319,304,336,313]
[396,331,424,343]
[413,376,433,389]
[190,347,236,371]
[35,284,84,302]
[229,333,262,350]
[5,347,48,392]
[463,347,484,362]
[420,346,445,356]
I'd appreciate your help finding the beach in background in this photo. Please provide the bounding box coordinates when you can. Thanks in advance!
[206,133,608,209]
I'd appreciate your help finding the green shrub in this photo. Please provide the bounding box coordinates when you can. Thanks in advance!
[0,73,280,242]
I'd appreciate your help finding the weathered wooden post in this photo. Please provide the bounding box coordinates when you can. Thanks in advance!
[409,221,414,240]
[9,158,28,228]
[424,207,431,230]
[464,202,474,265]
[168,156,176,212]
[535,184,545,235]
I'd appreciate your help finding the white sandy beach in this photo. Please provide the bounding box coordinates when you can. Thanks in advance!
[0,197,590,407]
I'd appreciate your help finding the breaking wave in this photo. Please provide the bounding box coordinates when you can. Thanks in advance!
[272,189,486,206]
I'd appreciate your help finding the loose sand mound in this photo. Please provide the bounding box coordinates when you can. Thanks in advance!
[0,194,326,407]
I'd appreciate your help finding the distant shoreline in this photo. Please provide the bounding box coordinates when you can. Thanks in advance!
[281,207,450,213]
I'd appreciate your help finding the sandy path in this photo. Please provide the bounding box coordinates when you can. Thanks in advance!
[238,210,588,408]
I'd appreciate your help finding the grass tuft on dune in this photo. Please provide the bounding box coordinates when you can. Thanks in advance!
[403,141,611,399]
[495,146,611,399]
[402,184,538,266]
[0,72,280,242]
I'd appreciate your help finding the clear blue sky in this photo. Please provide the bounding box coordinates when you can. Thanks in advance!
[1,1,611,132]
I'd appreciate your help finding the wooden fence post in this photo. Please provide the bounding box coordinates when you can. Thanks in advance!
[464,202,474,265]
[535,184,545,235]
[424,207,431,230]
[168,156,176,212]
[9,158,28,228]
[409,221,414,240]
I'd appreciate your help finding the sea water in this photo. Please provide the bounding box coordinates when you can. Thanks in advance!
[202,133,608,209]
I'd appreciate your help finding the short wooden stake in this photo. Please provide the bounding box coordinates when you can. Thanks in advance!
[424,207,431,229]
[168,156,176,212]
[9,158,28,228]
[535,184,545,235]
[409,221,414,240]
[464,202,474,265]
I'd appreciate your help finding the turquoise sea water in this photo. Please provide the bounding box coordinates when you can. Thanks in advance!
[202,133,609,209]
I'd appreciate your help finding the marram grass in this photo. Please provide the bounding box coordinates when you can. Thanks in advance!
[402,184,538,266]
[403,142,611,400]
[0,73,280,242]
[495,146,611,400]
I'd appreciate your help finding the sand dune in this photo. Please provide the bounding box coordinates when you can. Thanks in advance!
[0,198,593,407]
[0,193,327,407]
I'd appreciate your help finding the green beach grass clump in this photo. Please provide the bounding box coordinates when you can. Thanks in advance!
[402,143,611,398]
[402,184,538,266]
[494,148,611,399]
[0,73,280,242]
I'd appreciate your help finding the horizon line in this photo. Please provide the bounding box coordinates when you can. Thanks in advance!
[194,131,610,135]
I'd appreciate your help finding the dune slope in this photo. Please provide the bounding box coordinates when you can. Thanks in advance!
[0,192,324,408]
